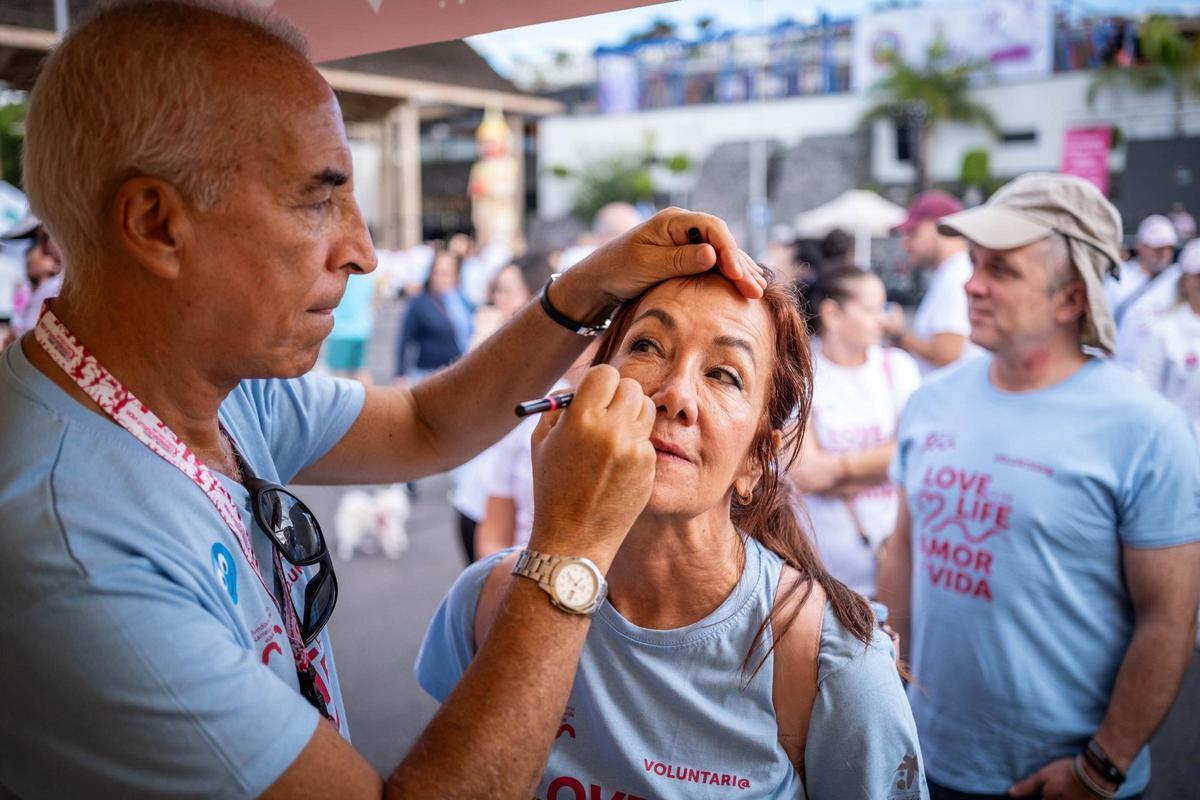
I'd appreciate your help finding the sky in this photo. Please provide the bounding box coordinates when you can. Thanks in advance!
[467,0,1200,77]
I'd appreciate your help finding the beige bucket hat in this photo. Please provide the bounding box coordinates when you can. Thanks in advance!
[936,172,1124,355]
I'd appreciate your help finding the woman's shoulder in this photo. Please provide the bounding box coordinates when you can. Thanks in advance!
[472,549,522,647]
[815,601,899,690]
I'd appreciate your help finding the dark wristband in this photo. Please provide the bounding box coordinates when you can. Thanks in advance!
[1084,739,1126,787]
[538,274,617,337]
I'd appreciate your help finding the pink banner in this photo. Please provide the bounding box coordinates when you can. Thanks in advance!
[247,0,671,63]
[1061,126,1112,196]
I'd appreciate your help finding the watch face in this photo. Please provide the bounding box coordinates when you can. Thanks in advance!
[553,562,599,611]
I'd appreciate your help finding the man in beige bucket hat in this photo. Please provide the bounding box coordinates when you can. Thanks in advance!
[879,173,1200,800]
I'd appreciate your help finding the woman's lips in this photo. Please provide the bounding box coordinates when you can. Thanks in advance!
[651,437,692,464]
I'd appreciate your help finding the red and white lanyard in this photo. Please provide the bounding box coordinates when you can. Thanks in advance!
[33,305,316,682]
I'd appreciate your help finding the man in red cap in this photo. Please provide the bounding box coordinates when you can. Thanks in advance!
[884,190,978,376]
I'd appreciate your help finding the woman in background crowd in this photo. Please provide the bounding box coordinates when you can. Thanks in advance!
[450,252,555,563]
[472,343,595,560]
[1137,239,1200,437]
[394,248,472,385]
[791,267,920,598]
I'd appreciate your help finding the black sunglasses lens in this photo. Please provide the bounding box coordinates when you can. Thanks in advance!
[256,489,323,563]
[286,502,323,562]
[302,567,338,645]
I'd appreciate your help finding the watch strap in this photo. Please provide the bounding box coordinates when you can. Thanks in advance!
[512,549,606,615]
[513,548,559,586]
[539,274,618,337]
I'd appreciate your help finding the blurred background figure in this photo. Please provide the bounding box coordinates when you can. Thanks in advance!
[2,214,62,349]
[818,227,855,272]
[324,272,378,384]
[1106,213,1179,326]
[460,231,528,309]
[557,201,643,270]
[468,108,520,252]
[791,267,920,597]
[394,248,472,386]
[765,224,801,284]
[1169,202,1196,242]
[1136,240,1200,437]
[882,190,977,377]
[449,251,555,564]
[1111,214,1184,370]
[467,252,554,348]
[472,346,596,560]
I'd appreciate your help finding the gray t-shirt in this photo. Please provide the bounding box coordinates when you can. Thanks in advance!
[417,538,929,800]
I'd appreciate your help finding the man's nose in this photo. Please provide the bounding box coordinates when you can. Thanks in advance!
[336,200,377,275]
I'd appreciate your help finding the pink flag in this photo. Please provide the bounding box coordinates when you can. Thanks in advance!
[1061,126,1112,196]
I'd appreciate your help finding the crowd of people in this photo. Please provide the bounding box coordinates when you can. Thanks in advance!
[1,3,1198,800]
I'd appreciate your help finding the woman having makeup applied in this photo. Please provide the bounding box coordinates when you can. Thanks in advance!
[416,269,928,799]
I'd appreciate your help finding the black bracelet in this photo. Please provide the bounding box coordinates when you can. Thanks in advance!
[538,274,616,337]
[1084,739,1126,788]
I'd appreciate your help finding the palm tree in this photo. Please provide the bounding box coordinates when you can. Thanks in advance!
[859,39,1000,192]
[1087,15,1200,137]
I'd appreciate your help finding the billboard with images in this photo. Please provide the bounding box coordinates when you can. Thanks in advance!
[853,0,1053,92]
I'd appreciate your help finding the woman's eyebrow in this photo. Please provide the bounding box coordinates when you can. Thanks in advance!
[714,335,756,367]
[631,308,676,329]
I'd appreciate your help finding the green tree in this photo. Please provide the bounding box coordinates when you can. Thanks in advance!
[959,148,991,188]
[567,155,656,222]
[0,102,27,188]
[625,17,678,45]
[859,39,1000,192]
[1088,15,1200,137]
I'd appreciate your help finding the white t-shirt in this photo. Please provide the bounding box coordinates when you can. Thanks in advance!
[1136,302,1200,436]
[911,250,979,376]
[798,346,921,596]
[1114,264,1181,370]
[1104,259,1150,320]
[449,450,493,522]
[483,414,538,549]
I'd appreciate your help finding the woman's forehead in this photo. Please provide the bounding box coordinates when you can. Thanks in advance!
[636,276,773,352]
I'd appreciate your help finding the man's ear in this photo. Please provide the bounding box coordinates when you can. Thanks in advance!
[1056,279,1088,325]
[110,177,193,281]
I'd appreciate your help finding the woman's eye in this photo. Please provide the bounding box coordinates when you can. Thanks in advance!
[310,197,334,212]
[629,337,659,354]
[710,367,744,391]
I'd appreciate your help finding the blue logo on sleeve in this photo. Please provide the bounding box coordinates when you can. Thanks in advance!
[211,543,239,604]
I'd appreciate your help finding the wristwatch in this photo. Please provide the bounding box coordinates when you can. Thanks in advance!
[512,549,608,615]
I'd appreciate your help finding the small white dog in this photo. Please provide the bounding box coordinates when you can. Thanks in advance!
[333,485,411,561]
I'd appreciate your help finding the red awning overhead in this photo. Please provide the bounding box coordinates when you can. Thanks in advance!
[250,0,673,63]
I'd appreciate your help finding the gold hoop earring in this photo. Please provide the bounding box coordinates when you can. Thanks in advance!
[736,488,753,506]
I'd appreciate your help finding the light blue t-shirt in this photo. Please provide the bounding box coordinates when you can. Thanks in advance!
[889,355,1200,796]
[416,537,929,800]
[330,272,376,342]
[0,340,364,799]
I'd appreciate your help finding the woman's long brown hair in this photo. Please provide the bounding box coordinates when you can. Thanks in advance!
[593,271,875,678]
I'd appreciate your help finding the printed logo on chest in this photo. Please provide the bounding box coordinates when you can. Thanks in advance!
[915,465,1014,603]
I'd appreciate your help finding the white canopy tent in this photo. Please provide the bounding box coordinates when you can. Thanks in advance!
[794,189,907,265]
